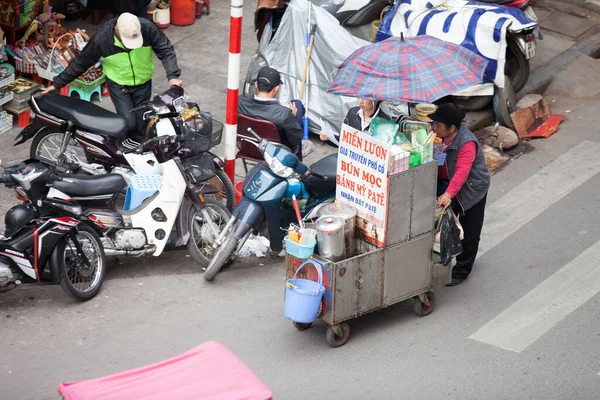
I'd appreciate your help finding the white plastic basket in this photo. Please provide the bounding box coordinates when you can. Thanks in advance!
[35,33,74,82]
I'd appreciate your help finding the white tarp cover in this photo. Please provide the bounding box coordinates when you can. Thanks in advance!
[256,0,370,136]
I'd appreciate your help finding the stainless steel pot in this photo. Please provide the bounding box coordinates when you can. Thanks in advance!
[315,216,346,262]
[318,203,357,257]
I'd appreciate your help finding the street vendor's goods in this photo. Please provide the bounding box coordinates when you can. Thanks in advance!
[415,103,437,121]
[17,86,235,212]
[315,216,346,262]
[284,260,326,324]
[318,202,357,257]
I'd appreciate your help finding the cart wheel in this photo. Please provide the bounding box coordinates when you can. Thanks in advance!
[326,323,350,348]
[413,291,436,317]
[293,322,313,331]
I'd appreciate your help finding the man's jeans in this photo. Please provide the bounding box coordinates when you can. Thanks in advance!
[290,99,305,161]
[106,79,152,141]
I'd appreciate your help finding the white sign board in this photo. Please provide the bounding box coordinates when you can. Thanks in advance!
[336,124,389,247]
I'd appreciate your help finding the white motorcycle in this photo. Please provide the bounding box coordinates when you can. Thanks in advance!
[16,86,235,211]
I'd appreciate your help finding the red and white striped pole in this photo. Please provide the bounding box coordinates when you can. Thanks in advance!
[224,0,244,183]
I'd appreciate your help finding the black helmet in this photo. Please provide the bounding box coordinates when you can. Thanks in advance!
[4,205,34,238]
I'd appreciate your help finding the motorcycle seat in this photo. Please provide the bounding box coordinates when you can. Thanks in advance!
[37,93,128,138]
[305,153,337,198]
[52,173,126,197]
[337,0,391,27]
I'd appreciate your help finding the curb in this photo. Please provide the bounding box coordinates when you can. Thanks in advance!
[517,32,600,99]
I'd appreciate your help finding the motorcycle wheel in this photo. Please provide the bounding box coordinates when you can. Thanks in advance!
[505,39,530,93]
[207,169,235,212]
[56,224,106,301]
[30,130,87,165]
[204,228,239,281]
[187,197,232,268]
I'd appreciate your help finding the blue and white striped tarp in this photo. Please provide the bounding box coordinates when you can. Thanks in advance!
[375,0,536,92]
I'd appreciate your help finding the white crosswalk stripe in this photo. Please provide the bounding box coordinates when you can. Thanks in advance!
[469,140,600,352]
[469,239,600,352]
[478,140,600,258]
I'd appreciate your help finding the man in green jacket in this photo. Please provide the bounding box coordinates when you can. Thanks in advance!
[42,13,182,140]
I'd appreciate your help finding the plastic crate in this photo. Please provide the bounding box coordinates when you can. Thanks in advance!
[284,236,316,259]
[413,142,434,164]
[389,150,410,175]
[124,174,163,211]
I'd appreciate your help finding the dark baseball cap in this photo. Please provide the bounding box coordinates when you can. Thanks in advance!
[429,103,466,129]
[256,66,283,90]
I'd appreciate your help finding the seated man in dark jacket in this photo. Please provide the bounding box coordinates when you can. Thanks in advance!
[238,67,304,160]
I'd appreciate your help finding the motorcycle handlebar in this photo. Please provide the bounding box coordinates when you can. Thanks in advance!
[306,169,328,181]
[246,127,263,142]
[130,104,149,113]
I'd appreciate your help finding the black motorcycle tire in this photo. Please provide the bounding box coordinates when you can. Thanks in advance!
[204,231,239,281]
[210,169,235,212]
[30,130,88,165]
[57,224,106,301]
[187,197,232,268]
[505,39,530,93]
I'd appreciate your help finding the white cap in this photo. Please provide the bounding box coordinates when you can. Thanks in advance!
[116,13,143,49]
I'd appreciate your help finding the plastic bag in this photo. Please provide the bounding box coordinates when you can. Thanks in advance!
[370,116,398,145]
[436,209,463,265]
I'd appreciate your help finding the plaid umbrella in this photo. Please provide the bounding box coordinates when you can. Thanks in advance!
[327,35,489,103]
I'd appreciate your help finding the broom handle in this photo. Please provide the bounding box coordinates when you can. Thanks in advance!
[299,30,316,101]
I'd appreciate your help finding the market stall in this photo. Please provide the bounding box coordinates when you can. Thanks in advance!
[282,34,487,347]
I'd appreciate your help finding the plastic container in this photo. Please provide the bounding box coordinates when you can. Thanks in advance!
[124,174,163,211]
[170,0,196,26]
[284,235,316,259]
[284,260,326,323]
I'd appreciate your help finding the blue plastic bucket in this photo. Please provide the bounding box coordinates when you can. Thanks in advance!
[284,260,325,323]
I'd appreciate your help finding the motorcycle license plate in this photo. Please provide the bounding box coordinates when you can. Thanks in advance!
[523,6,538,22]
[525,41,536,59]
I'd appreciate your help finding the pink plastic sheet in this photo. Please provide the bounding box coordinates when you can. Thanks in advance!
[58,341,272,400]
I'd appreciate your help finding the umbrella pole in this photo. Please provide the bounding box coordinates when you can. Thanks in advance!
[302,0,313,141]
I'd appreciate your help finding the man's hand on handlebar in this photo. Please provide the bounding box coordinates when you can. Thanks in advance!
[169,78,183,87]
[40,85,56,95]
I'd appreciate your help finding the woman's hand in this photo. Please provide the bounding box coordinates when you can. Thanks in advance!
[319,131,328,141]
[437,192,452,208]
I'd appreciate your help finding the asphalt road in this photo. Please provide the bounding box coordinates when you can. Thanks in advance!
[1,97,600,399]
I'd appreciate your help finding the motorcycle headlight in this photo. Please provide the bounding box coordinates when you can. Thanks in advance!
[264,152,294,178]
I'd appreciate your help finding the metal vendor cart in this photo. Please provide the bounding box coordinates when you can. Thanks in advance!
[285,161,452,347]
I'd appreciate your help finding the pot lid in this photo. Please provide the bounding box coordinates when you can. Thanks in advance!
[315,216,345,232]
[318,202,356,219]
